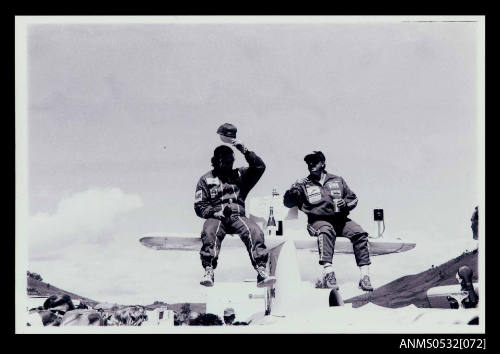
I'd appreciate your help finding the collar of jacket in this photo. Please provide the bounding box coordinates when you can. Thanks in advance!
[212,168,237,179]
[307,171,338,185]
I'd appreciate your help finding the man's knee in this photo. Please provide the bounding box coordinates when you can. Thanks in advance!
[240,218,264,240]
[308,221,335,238]
[201,219,222,240]
[318,225,336,239]
[250,224,264,239]
[350,232,371,266]
[350,231,368,243]
[201,230,215,246]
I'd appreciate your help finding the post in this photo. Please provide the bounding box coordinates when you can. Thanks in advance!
[267,239,302,317]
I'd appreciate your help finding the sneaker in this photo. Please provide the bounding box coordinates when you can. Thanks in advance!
[256,266,276,288]
[358,275,373,291]
[200,266,214,287]
[323,270,339,290]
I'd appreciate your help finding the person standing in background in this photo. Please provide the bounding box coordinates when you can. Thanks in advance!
[471,206,478,240]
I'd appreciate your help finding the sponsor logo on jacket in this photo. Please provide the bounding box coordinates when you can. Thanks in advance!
[205,177,220,199]
[306,185,322,203]
[326,181,342,197]
[206,177,220,186]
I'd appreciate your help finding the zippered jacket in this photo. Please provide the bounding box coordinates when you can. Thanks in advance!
[194,151,265,219]
[283,171,358,221]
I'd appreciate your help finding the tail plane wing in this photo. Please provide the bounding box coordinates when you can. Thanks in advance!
[140,234,415,255]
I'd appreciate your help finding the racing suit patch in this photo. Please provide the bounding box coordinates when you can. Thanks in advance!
[195,190,202,202]
[206,177,220,186]
[206,177,221,199]
[327,181,340,189]
[306,186,322,203]
[209,187,218,199]
[327,181,342,197]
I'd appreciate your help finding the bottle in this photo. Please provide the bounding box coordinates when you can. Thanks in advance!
[266,206,277,236]
[333,198,341,213]
[271,188,283,236]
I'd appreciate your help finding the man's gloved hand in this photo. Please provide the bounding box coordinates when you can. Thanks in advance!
[213,206,233,220]
[290,178,308,190]
[307,224,320,237]
[213,210,225,220]
[292,178,308,188]
[335,199,347,209]
[231,139,248,154]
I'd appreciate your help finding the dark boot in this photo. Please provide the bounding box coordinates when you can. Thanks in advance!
[358,275,373,291]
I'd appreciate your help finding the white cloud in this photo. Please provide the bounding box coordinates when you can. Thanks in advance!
[28,187,143,260]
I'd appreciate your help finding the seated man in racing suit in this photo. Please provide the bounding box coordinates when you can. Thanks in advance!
[283,151,373,291]
[194,140,276,288]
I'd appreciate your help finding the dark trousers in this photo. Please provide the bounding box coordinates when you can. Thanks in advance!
[200,216,268,270]
[307,217,371,267]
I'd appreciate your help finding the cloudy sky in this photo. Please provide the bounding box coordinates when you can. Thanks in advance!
[17,16,484,305]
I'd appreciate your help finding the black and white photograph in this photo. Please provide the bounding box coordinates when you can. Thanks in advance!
[15,15,485,334]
